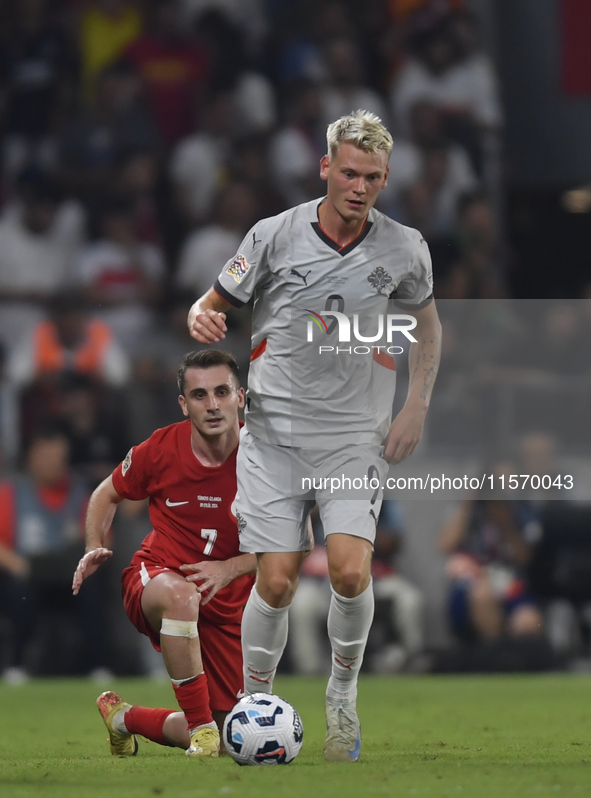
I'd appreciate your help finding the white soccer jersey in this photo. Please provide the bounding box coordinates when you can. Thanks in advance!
[214,198,433,447]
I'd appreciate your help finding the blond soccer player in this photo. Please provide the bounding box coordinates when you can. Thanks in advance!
[187,111,442,762]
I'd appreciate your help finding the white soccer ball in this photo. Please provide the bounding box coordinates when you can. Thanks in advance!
[223,693,304,765]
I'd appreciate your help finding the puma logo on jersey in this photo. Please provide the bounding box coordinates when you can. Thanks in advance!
[290,268,312,285]
[166,498,189,507]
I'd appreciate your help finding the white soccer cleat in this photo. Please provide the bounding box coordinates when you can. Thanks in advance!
[323,695,361,762]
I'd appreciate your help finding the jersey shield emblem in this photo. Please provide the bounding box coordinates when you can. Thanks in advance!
[236,512,247,535]
[367,266,393,295]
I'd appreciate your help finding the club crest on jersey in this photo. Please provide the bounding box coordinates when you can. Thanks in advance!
[122,448,133,476]
[226,253,250,283]
[367,266,393,295]
[236,512,247,535]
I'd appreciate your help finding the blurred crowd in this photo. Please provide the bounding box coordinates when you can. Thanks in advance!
[0,0,588,681]
[0,0,508,470]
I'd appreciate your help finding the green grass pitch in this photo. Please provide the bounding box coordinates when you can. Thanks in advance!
[1,674,591,797]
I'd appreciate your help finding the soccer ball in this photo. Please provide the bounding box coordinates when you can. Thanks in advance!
[223,693,304,765]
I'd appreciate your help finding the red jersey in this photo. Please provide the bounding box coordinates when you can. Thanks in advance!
[124,37,207,144]
[112,420,252,625]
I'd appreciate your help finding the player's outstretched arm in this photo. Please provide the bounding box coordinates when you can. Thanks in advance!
[180,553,257,605]
[188,288,231,344]
[72,475,123,595]
[385,299,442,464]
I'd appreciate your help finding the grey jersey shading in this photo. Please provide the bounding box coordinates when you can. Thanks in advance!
[214,198,433,447]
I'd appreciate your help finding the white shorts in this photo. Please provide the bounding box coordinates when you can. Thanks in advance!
[235,428,388,553]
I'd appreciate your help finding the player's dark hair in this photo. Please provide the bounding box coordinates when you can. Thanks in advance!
[177,349,241,395]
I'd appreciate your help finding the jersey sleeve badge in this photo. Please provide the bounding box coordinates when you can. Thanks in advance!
[122,448,133,476]
[226,253,251,283]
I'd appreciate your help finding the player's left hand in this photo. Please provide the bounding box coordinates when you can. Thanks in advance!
[72,547,113,595]
[180,560,234,605]
[384,405,426,464]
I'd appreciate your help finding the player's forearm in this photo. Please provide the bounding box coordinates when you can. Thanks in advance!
[404,309,442,413]
[85,476,123,552]
[188,287,231,322]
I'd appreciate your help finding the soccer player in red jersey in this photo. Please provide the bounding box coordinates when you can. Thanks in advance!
[72,350,255,758]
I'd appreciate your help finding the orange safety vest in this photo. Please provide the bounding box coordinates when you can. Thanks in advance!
[33,319,113,377]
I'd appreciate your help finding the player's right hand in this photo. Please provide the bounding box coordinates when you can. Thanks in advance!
[72,547,113,595]
[188,306,227,343]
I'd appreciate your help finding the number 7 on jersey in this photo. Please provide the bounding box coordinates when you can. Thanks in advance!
[201,528,218,556]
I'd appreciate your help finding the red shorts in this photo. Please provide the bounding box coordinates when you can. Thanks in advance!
[121,558,244,712]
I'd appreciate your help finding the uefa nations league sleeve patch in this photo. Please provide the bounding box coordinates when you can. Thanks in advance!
[122,448,133,476]
[226,253,251,283]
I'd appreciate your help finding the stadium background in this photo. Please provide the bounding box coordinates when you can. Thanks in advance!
[0,0,590,681]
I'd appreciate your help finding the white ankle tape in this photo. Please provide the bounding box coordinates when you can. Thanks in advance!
[160,619,199,638]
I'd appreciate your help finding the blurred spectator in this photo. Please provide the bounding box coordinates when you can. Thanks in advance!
[228,135,285,219]
[0,428,107,680]
[320,37,388,130]
[288,519,331,675]
[8,291,129,390]
[175,181,258,298]
[529,501,591,661]
[116,148,163,245]
[7,291,129,452]
[390,10,501,177]
[55,373,131,488]
[0,170,85,351]
[194,10,276,135]
[0,344,19,468]
[483,304,590,445]
[371,500,425,672]
[276,0,353,85]
[183,0,266,54]
[1,0,79,180]
[270,81,326,208]
[73,195,165,354]
[519,433,559,493]
[123,0,208,146]
[289,502,424,675]
[78,0,143,97]
[440,191,505,298]
[169,90,234,225]
[382,99,477,225]
[439,466,544,643]
[57,61,160,202]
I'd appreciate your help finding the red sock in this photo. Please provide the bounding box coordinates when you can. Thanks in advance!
[124,706,177,746]
[172,673,214,731]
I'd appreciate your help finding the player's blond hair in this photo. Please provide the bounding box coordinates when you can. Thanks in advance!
[326,110,393,160]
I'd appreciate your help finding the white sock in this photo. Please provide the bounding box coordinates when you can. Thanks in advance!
[326,581,374,702]
[112,708,129,735]
[241,587,290,695]
[189,721,218,735]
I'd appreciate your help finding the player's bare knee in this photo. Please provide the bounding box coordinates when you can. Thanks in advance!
[330,564,368,598]
[258,571,298,605]
[161,580,201,620]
